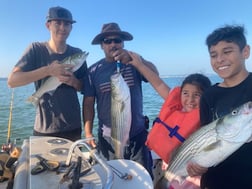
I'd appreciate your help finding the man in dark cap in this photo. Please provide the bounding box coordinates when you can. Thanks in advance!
[83,22,158,177]
[8,6,87,141]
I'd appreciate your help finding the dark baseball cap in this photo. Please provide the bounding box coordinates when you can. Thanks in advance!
[46,6,76,23]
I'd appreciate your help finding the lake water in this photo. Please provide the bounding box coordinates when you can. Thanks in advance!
[0,75,221,146]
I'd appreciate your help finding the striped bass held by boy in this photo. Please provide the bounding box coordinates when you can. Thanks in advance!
[27,51,89,105]
[110,72,132,159]
[163,101,252,185]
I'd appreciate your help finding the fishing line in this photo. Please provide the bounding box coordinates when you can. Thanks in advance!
[116,61,121,73]
[7,88,14,144]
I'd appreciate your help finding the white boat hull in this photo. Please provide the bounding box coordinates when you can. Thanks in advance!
[7,136,153,189]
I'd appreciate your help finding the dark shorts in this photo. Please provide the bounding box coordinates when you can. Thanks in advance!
[98,129,153,179]
[33,128,82,141]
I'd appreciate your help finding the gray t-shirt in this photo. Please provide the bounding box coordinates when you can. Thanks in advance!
[16,42,87,133]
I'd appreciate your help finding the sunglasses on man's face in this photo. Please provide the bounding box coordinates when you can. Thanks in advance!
[102,38,122,44]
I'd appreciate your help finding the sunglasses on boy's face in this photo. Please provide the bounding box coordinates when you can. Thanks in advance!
[102,38,122,44]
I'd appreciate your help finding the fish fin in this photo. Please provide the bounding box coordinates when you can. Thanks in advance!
[102,124,111,137]
[202,140,221,151]
[120,102,125,112]
[26,89,57,106]
[26,95,39,106]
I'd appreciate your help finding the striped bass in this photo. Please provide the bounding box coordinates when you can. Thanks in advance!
[110,72,132,159]
[163,101,252,185]
[27,51,88,105]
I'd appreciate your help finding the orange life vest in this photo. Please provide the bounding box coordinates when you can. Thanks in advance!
[146,87,200,163]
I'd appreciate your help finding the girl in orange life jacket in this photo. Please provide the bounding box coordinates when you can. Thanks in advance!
[146,74,211,164]
[127,53,211,188]
[128,52,211,164]
[147,74,211,189]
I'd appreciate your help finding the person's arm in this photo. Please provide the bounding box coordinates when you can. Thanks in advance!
[83,96,97,148]
[8,61,76,88]
[69,77,83,91]
[140,57,159,75]
[186,94,210,177]
[128,52,170,100]
[61,72,83,91]
[113,48,159,75]
[8,66,51,87]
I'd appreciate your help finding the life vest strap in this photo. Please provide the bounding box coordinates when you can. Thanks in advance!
[154,117,185,142]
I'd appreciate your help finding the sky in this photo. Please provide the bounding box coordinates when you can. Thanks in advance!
[1,0,252,78]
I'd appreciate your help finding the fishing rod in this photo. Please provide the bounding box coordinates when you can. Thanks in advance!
[7,88,14,144]
[0,88,22,179]
[1,88,14,153]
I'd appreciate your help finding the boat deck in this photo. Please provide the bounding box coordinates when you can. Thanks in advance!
[1,136,154,189]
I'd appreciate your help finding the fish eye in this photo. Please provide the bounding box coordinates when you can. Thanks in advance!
[231,109,238,115]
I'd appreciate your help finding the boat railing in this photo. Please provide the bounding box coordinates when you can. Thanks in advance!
[65,138,114,189]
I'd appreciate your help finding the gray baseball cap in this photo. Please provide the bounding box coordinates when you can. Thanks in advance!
[46,6,76,23]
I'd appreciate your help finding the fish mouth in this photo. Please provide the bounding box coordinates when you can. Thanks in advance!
[248,101,252,108]
[246,101,252,113]
[237,101,252,116]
